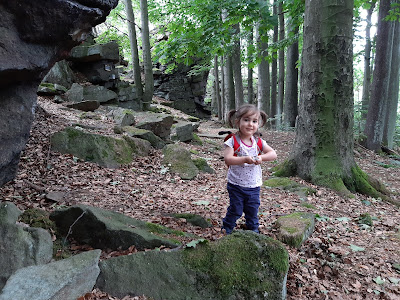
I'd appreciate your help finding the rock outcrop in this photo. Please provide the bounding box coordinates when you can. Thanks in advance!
[0,202,53,290]
[0,0,118,187]
[96,231,289,300]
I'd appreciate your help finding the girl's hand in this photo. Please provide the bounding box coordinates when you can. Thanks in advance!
[243,156,255,164]
[253,156,262,165]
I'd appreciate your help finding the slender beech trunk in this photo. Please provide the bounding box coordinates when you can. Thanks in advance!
[363,0,394,151]
[256,26,270,116]
[284,22,299,129]
[275,0,391,202]
[124,0,143,108]
[232,23,244,108]
[270,1,278,126]
[277,1,285,129]
[360,1,376,121]
[383,20,400,148]
[221,56,226,121]
[214,56,222,120]
[140,0,153,110]
[247,29,254,104]
[224,55,236,113]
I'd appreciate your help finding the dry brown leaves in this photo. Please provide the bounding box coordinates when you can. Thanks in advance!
[1,97,399,299]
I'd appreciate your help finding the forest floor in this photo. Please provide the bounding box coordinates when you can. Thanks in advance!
[1,96,400,300]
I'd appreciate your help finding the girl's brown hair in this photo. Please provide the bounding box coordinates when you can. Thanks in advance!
[226,104,268,131]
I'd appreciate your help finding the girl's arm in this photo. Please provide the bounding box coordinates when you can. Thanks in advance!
[257,144,277,164]
[224,146,255,166]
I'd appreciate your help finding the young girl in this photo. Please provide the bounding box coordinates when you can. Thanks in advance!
[222,104,277,234]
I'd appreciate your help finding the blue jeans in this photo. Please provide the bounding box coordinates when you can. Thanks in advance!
[222,183,261,234]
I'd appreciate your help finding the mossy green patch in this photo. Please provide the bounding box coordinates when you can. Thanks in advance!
[183,232,288,298]
[264,177,300,189]
[19,208,57,233]
[191,133,203,145]
[276,212,315,248]
[272,159,297,177]
[146,222,186,237]
[358,213,373,226]
[301,202,316,209]
[172,213,211,228]
[192,158,214,174]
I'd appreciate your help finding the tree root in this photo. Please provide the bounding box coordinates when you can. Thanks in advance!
[273,160,399,207]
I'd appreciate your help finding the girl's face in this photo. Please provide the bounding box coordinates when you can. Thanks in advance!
[238,112,259,137]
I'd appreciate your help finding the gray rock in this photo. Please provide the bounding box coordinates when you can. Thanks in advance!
[134,112,174,139]
[41,60,76,89]
[122,126,166,149]
[96,231,289,300]
[65,83,117,104]
[50,205,180,250]
[66,100,100,112]
[69,41,120,63]
[0,250,101,300]
[107,107,136,127]
[37,83,68,96]
[275,212,316,248]
[0,202,53,290]
[50,126,148,168]
[163,144,199,180]
[0,0,118,187]
[170,120,195,142]
[0,201,22,225]
[192,158,215,174]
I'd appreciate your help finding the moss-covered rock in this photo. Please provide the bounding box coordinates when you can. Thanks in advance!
[275,212,315,248]
[358,213,373,226]
[50,126,148,168]
[122,126,166,149]
[172,213,211,228]
[264,177,316,198]
[19,208,56,233]
[192,158,215,174]
[163,144,199,180]
[50,205,181,251]
[96,231,289,299]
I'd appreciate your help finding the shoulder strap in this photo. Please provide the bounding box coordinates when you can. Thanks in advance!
[256,138,263,155]
[232,134,241,156]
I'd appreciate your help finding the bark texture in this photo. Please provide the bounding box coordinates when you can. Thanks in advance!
[140,0,154,110]
[124,0,143,108]
[284,23,299,128]
[257,26,270,116]
[232,23,244,108]
[363,0,394,151]
[274,0,391,202]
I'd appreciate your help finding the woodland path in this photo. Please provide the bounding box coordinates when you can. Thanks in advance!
[1,97,400,299]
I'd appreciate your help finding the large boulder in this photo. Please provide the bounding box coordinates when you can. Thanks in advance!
[0,202,53,290]
[134,112,174,139]
[96,231,289,300]
[163,144,199,180]
[0,250,102,300]
[50,205,181,250]
[0,0,118,187]
[64,83,117,104]
[50,126,151,168]
[121,126,166,149]
[69,41,120,63]
[40,60,76,90]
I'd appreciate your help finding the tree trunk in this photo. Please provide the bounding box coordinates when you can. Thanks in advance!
[221,56,226,121]
[140,0,154,110]
[277,1,285,129]
[214,55,222,120]
[383,20,400,148]
[270,1,278,126]
[224,55,236,114]
[124,0,143,109]
[274,0,391,202]
[256,25,270,117]
[232,23,244,107]
[247,29,254,104]
[284,22,299,129]
[360,1,376,122]
[363,0,394,151]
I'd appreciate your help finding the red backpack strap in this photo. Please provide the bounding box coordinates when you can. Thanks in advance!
[232,134,241,156]
[256,138,263,155]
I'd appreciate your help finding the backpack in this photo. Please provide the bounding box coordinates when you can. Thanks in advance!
[218,131,263,156]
